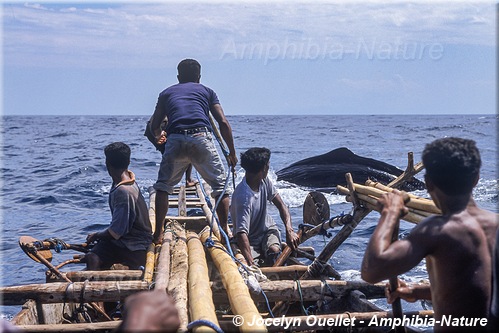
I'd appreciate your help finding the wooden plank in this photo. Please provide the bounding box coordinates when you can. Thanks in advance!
[178,186,187,216]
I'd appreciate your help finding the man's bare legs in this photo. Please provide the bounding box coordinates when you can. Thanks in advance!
[215,194,232,239]
[153,190,169,243]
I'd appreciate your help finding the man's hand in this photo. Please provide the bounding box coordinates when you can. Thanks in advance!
[377,190,409,219]
[227,151,238,172]
[385,279,418,304]
[286,228,300,250]
[153,230,164,245]
[156,130,167,145]
[86,232,99,244]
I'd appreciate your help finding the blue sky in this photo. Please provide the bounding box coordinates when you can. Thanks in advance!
[2,0,496,116]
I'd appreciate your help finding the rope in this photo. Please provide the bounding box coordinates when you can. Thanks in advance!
[197,169,234,258]
[295,279,308,315]
[187,319,224,333]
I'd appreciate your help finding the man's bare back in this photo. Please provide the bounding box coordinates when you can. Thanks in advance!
[361,137,498,332]
[417,210,491,320]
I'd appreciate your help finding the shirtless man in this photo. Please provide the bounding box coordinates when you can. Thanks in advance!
[361,137,498,332]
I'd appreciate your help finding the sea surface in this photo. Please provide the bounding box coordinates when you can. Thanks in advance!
[1,114,497,320]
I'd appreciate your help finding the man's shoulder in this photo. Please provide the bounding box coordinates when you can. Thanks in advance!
[111,182,141,200]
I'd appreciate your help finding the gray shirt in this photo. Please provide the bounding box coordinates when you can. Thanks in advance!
[230,176,279,248]
[108,172,152,251]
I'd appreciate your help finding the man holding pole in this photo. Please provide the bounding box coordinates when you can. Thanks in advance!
[150,59,237,244]
[361,137,498,332]
[230,147,299,266]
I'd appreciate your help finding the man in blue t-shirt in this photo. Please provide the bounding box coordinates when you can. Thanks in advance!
[230,147,299,266]
[150,59,237,244]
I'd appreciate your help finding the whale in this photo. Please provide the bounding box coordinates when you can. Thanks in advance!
[276,147,426,192]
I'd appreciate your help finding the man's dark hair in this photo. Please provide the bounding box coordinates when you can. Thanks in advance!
[422,137,481,195]
[240,147,271,174]
[105,142,131,170]
[177,59,201,83]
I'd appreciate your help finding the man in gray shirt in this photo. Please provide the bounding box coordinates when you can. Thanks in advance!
[85,142,152,270]
[230,147,299,266]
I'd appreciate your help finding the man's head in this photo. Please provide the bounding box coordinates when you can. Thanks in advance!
[105,142,131,171]
[177,59,201,83]
[422,137,481,195]
[240,147,271,174]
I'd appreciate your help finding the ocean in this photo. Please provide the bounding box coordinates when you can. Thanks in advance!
[1,114,497,319]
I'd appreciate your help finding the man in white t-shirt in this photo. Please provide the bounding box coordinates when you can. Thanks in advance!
[230,147,299,266]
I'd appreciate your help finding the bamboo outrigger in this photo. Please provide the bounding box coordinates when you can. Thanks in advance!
[2,152,437,332]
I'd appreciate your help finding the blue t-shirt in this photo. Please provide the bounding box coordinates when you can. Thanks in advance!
[155,82,220,134]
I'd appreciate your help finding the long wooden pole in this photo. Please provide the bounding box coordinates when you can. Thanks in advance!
[154,221,173,290]
[199,227,267,333]
[1,281,149,305]
[187,232,219,333]
[167,221,189,332]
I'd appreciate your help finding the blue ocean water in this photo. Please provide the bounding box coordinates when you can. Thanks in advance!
[1,114,497,319]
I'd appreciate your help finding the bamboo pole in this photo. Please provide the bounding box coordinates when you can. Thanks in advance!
[168,221,189,332]
[1,281,149,305]
[259,265,308,280]
[218,310,434,332]
[211,279,388,303]
[16,321,120,332]
[14,310,434,332]
[337,186,425,224]
[149,187,157,234]
[195,183,222,241]
[143,243,157,284]
[154,221,173,291]
[187,232,219,333]
[356,182,440,215]
[199,227,267,333]
[63,270,143,282]
[1,278,408,306]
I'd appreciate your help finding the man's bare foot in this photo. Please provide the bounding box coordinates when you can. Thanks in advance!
[186,179,198,187]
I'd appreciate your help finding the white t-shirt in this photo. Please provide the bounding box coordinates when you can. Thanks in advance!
[230,176,279,248]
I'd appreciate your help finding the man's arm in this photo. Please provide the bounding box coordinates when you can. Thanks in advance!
[236,232,253,266]
[272,193,300,250]
[210,104,237,170]
[361,191,425,283]
[150,99,167,140]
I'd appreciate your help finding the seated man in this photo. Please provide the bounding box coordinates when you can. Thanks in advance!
[230,147,299,266]
[85,142,153,270]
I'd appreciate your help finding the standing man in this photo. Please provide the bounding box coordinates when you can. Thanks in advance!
[361,137,498,332]
[151,59,237,244]
[231,147,299,267]
[85,142,153,270]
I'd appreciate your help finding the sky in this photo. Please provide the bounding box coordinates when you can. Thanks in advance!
[1,0,497,116]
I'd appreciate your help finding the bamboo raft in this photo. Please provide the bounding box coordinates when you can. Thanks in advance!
[2,152,437,332]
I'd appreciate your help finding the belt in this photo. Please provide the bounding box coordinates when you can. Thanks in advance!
[171,127,210,135]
